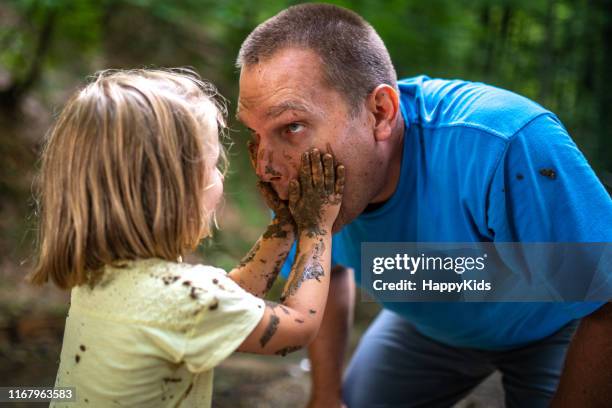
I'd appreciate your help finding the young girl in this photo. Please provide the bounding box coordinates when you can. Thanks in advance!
[31,69,344,407]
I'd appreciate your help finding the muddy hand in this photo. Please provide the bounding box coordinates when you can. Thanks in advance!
[258,180,295,230]
[248,141,295,230]
[288,148,345,236]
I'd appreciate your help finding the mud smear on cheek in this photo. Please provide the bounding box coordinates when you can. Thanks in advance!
[265,165,282,177]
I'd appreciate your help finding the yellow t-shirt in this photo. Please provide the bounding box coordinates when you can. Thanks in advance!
[51,258,265,407]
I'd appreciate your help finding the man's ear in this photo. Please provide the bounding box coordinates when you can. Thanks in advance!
[366,84,400,142]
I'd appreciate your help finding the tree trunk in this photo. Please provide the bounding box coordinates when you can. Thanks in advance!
[0,8,56,114]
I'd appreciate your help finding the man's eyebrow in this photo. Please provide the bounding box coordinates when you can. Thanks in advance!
[234,100,319,125]
[266,100,315,118]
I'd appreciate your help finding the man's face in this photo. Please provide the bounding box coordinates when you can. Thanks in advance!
[237,47,386,231]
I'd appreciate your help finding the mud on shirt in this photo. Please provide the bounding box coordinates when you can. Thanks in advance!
[52,258,264,407]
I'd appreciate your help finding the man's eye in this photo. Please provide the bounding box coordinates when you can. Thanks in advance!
[286,123,304,134]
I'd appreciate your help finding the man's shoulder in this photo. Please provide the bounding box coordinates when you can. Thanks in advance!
[398,76,551,140]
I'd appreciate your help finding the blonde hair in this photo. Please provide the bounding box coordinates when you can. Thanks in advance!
[30,68,227,289]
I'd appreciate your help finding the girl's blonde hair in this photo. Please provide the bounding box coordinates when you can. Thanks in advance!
[30,68,227,289]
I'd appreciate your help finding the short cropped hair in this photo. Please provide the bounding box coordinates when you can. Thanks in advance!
[236,3,397,116]
[31,69,226,289]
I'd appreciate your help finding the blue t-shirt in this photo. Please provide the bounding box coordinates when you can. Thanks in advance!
[282,76,612,350]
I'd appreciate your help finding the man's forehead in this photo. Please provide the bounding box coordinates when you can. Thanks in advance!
[236,97,323,121]
[237,48,329,117]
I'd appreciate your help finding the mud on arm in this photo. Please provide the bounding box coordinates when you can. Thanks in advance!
[237,149,344,355]
[228,141,298,297]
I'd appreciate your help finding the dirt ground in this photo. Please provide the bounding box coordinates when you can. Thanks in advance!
[213,352,505,408]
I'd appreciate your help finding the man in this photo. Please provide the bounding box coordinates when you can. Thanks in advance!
[235,3,612,407]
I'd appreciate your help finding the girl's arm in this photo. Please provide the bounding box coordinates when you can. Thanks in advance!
[227,190,295,297]
[237,148,344,355]
[227,140,297,297]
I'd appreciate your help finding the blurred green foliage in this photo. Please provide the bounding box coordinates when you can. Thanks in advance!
[1,0,611,268]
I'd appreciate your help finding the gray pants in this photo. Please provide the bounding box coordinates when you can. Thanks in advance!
[343,310,579,408]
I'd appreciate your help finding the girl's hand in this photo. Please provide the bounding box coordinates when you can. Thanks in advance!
[247,141,296,234]
[288,148,345,236]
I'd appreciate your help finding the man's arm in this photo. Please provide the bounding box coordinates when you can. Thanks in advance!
[551,302,612,407]
[307,265,355,408]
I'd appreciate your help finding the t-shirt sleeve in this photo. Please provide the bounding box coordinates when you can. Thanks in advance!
[486,113,612,316]
[182,267,265,373]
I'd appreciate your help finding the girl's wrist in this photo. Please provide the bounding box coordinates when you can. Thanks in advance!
[263,215,296,240]
[296,223,331,238]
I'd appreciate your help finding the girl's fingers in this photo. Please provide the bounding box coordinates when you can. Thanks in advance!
[288,179,300,207]
[310,148,324,191]
[335,165,345,196]
[300,151,313,192]
[323,153,334,194]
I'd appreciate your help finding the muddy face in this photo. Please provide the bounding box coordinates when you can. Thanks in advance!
[237,47,390,232]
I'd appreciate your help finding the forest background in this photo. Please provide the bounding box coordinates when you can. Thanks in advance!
[1,0,610,405]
